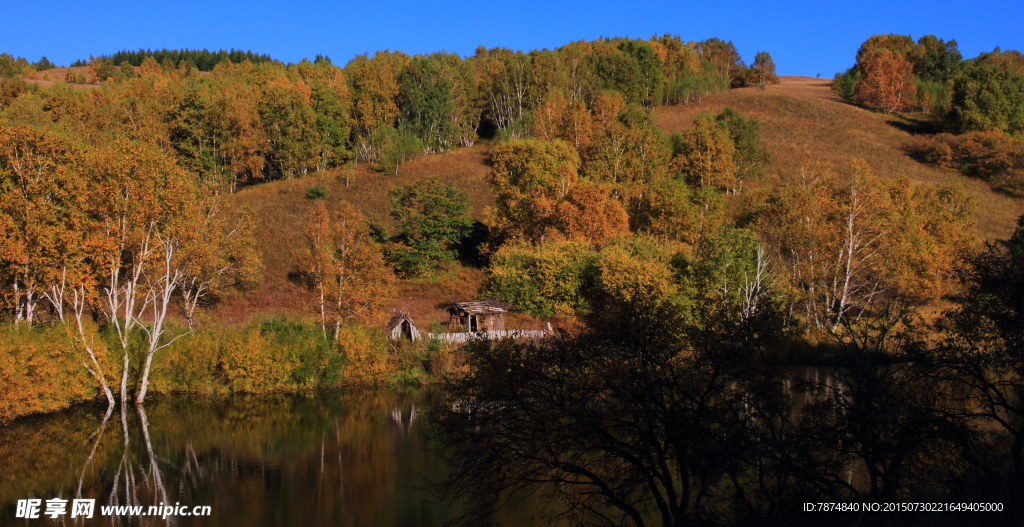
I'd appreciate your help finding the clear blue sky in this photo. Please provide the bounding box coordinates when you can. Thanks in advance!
[3,0,1022,76]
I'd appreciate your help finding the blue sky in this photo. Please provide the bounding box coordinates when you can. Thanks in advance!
[3,0,1022,76]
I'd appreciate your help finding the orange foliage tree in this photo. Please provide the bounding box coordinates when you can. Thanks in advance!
[487,138,630,248]
[85,138,201,404]
[557,182,630,246]
[0,126,88,326]
[0,125,257,405]
[854,50,918,114]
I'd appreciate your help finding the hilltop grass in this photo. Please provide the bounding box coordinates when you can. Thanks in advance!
[653,76,1024,241]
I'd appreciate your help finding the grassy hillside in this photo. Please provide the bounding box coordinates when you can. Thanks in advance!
[218,145,495,329]
[213,76,1024,328]
[654,76,1024,240]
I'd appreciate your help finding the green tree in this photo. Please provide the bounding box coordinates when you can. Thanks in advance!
[586,42,651,107]
[33,56,56,72]
[670,113,738,192]
[974,47,1024,76]
[616,39,665,106]
[831,68,860,100]
[258,74,320,178]
[908,35,962,83]
[481,239,598,317]
[291,58,353,171]
[169,78,232,186]
[476,48,533,137]
[370,125,422,175]
[947,62,1024,134]
[0,54,30,78]
[694,38,746,86]
[398,54,458,153]
[636,179,723,245]
[384,176,473,275]
[715,107,771,189]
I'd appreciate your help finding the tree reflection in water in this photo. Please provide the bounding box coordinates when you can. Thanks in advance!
[0,391,484,527]
[429,298,1023,527]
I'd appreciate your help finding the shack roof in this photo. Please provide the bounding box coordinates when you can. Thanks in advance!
[452,299,507,315]
[385,311,421,341]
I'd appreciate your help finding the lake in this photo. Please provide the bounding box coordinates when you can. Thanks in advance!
[0,390,548,527]
[1,365,1019,527]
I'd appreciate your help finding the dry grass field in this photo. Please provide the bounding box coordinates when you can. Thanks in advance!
[212,76,1024,326]
[654,76,1024,240]
[218,144,496,327]
[22,67,99,88]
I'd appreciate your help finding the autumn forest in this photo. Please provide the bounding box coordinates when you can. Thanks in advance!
[1,32,1024,525]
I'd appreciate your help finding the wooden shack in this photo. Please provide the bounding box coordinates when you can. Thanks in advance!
[449,300,506,332]
[386,311,421,341]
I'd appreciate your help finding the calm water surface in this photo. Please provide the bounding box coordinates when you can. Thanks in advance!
[5,366,1001,526]
[0,390,546,527]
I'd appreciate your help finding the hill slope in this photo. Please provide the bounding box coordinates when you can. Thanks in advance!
[654,76,1024,240]
[218,145,494,328]
[214,76,1024,327]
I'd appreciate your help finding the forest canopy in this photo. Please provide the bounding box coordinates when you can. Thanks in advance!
[0,34,780,408]
[70,48,279,70]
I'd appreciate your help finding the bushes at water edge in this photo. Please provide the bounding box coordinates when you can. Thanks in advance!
[0,316,423,423]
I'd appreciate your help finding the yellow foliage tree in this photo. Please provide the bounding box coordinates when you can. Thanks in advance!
[297,201,396,340]
[531,90,569,141]
[751,158,973,331]
[670,114,738,192]
[346,51,410,161]
[488,138,582,244]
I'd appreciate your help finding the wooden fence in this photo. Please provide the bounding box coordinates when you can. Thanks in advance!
[427,329,548,345]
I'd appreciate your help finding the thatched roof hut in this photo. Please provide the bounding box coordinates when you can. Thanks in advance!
[449,299,507,332]
[386,311,421,341]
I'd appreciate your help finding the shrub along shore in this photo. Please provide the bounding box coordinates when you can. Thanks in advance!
[0,316,454,424]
